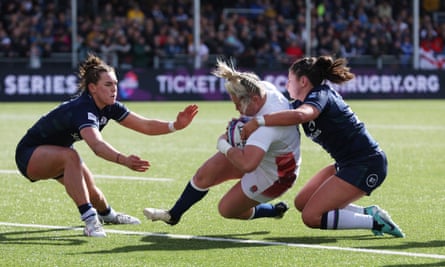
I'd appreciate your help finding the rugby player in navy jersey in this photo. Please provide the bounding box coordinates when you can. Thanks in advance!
[243,56,404,237]
[15,54,198,237]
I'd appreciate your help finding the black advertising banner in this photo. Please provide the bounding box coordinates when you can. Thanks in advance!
[329,69,443,99]
[0,67,78,101]
[116,68,229,101]
[1,66,444,101]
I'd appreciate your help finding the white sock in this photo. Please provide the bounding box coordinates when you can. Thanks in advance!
[342,203,365,214]
[325,209,373,229]
[190,178,209,191]
[248,208,255,220]
[81,208,97,221]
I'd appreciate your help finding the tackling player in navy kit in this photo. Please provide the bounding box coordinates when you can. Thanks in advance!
[15,54,198,237]
[243,55,405,237]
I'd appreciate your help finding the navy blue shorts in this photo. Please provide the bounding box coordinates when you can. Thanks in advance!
[15,140,66,182]
[15,139,37,181]
[335,150,388,195]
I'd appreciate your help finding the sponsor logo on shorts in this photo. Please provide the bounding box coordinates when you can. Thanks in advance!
[250,185,258,193]
[366,174,379,188]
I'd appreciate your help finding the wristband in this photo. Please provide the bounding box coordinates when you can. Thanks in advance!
[217,138,232,156]
[256,116,265,126]
[168,121,176,132]
[116,153,121,164]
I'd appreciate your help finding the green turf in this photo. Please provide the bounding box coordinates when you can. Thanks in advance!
[0,100,444,267]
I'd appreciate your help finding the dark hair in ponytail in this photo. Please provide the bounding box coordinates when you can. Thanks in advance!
[289,56,354,86]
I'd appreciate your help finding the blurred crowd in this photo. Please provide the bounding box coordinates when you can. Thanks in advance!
[1,0,445,69]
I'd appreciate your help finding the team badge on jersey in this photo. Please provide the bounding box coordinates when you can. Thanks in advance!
[100,116,108,125]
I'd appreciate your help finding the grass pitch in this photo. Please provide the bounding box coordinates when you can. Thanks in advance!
[0,100,444,267]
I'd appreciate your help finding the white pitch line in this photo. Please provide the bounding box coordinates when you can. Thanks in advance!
[0,222,444,260]
[94,174,173,182]
[0,169,173,182]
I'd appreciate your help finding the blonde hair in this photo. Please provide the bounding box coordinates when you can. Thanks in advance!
[212,58,265,112]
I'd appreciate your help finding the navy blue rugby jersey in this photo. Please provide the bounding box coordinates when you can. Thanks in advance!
[293,84,379,163]
[22,91,129,147]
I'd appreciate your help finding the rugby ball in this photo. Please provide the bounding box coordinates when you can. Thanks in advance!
[226,117,249,148]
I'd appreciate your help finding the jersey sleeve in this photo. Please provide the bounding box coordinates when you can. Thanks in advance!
[76,103,100,131]
[304,87,329,112]
[245,127,276,152]
[107,101,130,122]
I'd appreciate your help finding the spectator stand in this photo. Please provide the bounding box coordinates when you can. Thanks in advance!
[1,1,445,71]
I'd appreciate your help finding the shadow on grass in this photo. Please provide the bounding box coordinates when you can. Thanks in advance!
[78,232,358,255]
[0,228,86,246]
[382,262,445,267]
[78,231,445,257]
[80,231,275,255]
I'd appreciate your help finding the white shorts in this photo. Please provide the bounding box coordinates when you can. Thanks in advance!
[241,166,299,203]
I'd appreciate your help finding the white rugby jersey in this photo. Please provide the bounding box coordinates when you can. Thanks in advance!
[245,81,301,182]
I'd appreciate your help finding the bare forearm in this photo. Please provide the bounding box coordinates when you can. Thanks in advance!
[263,110,301,126]
[141,120,177,135]
[90,140,123,164]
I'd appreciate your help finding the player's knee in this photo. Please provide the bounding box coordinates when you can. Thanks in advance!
[192,172,213,189]
[217,201,236,219]
[301,210,321,229]
[192,174,204,186]
[63,149,82,166]
[217,202,230,218]
[294,195,305,212]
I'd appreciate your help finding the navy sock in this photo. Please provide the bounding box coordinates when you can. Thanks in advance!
[169,181,208,221]
[251,203,276,219]
[98,206,111,216]
[320,210,340,229]
[78,203,93,215]
[321,212,328,229]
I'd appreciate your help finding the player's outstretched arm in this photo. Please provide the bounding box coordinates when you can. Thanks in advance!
[173,104,199,130]
[119,104,198,135]
[81,126,150,172]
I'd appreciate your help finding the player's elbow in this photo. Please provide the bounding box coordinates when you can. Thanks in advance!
[294,111,309,124]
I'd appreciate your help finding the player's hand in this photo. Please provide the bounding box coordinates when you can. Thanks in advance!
[218,133,228,142]
[174,104,199,130]
[122,154,150,172]
[216,133,231,155]
[241,119,259,140]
